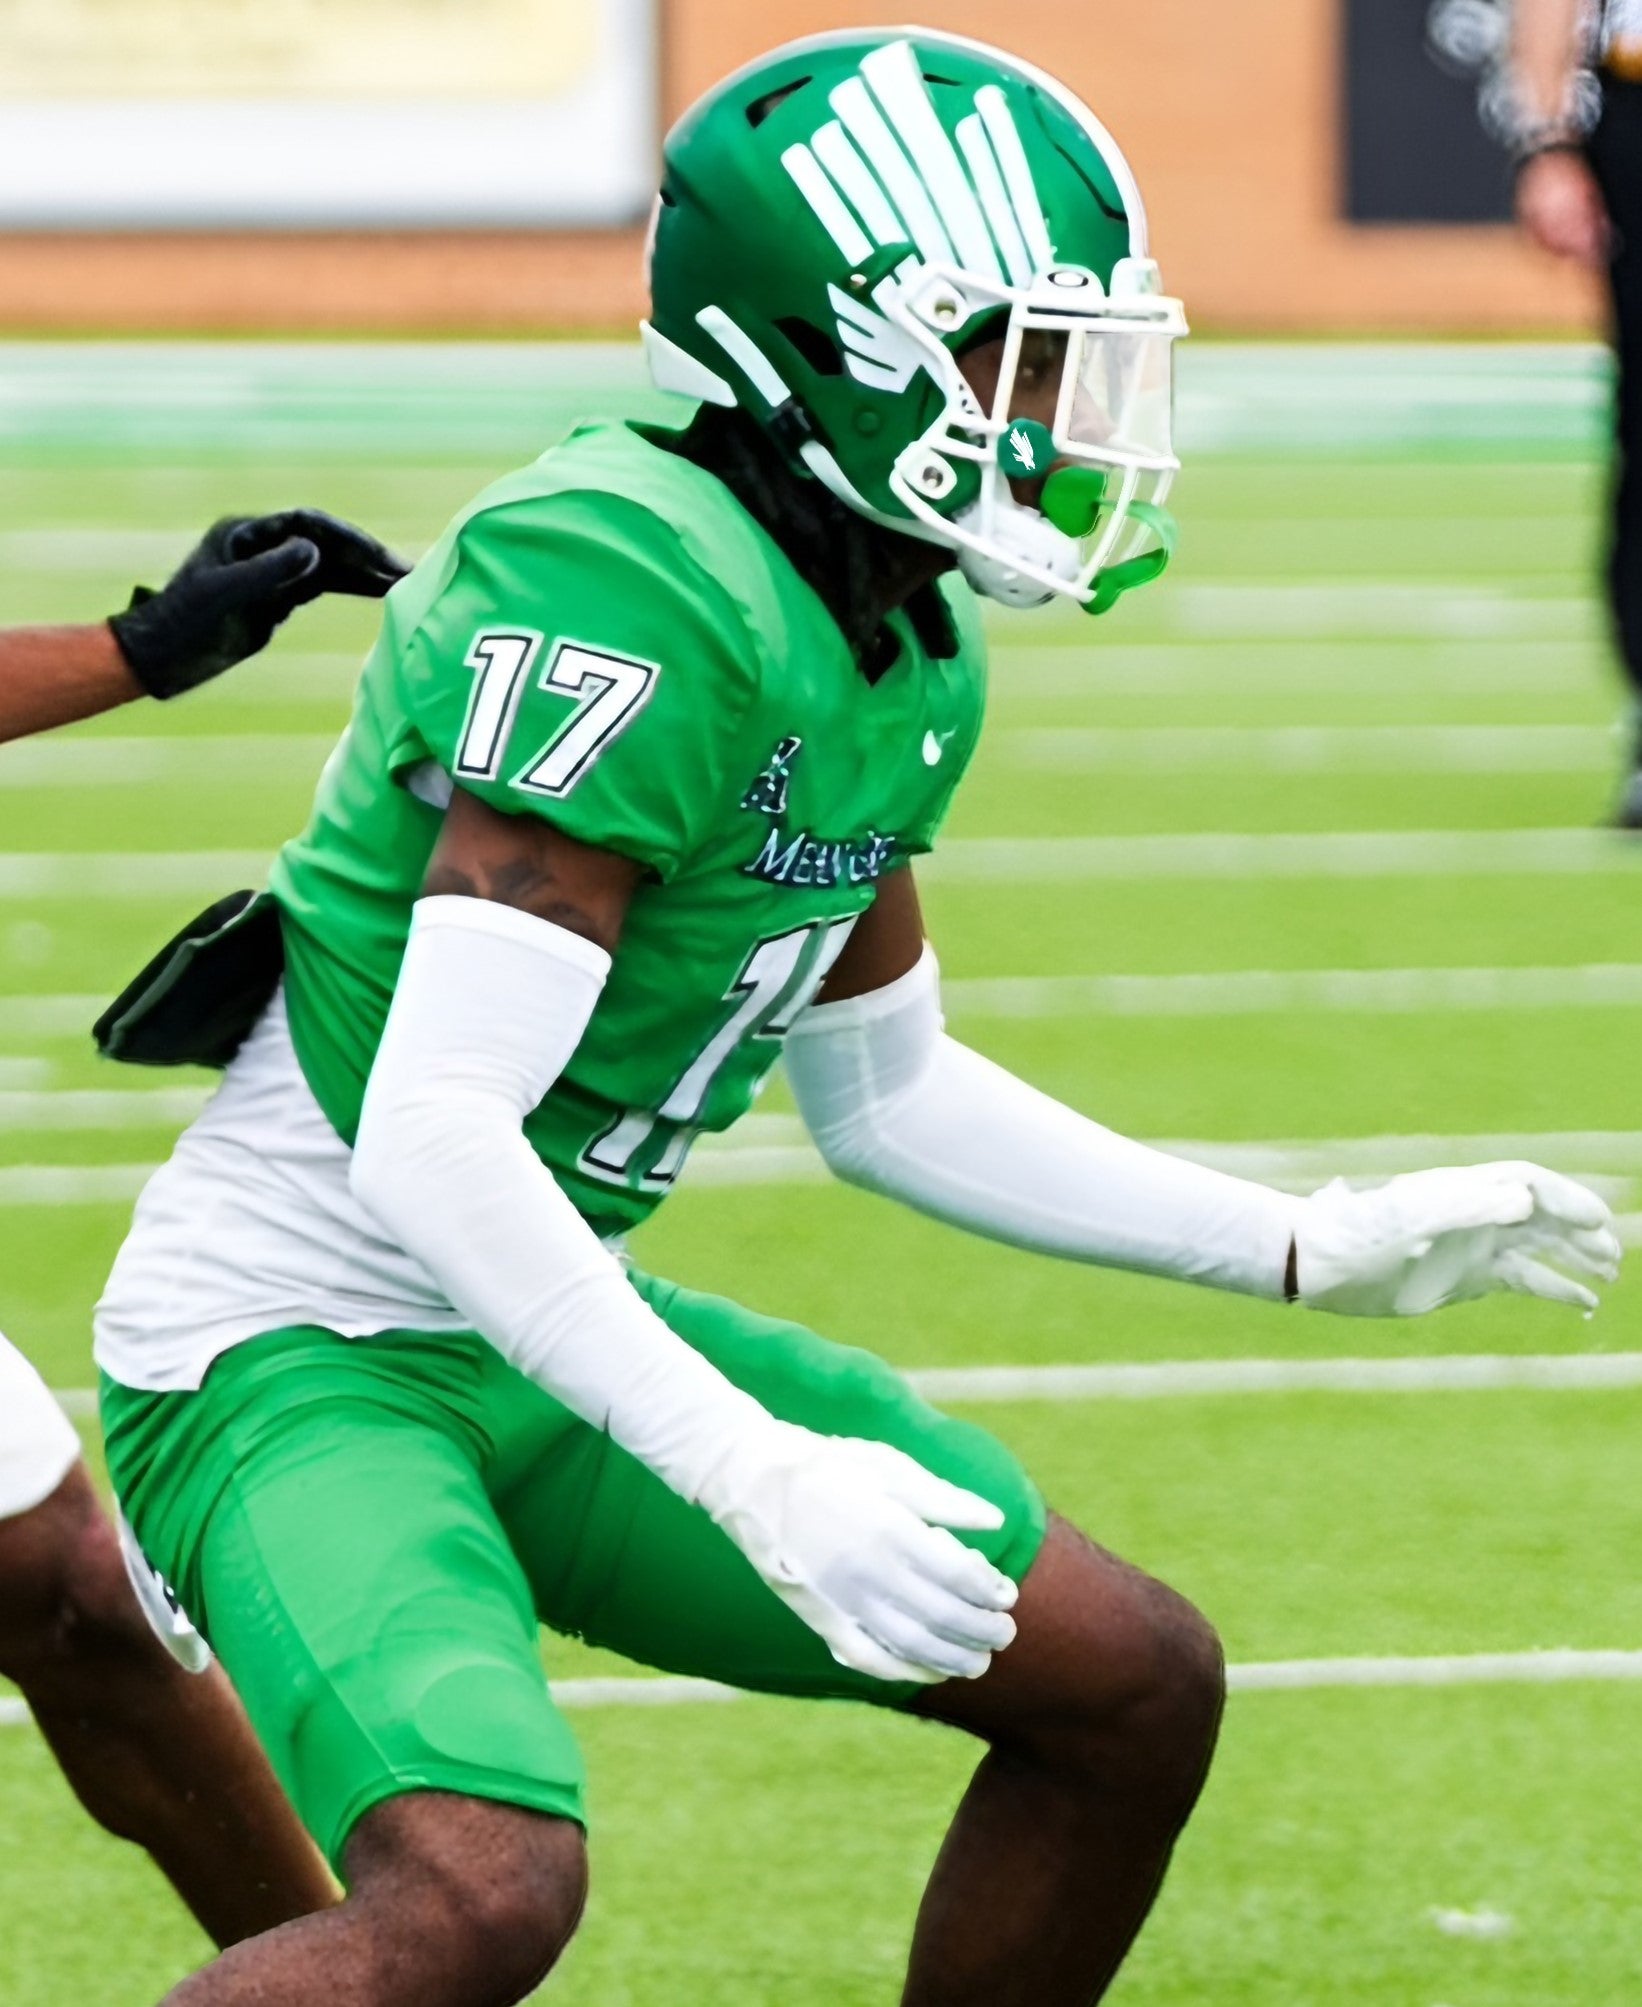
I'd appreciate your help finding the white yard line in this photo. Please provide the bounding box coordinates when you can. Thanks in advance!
[943,964,1642,1017]
[1167,584,1593,641]
[0,1088,209,1131]
[7,1651,1642,1731]
[9,968,1642,1044]
[925,828,1639,882]
[11,726,1615,787]
[0,529,206,570]
[0,1164,155,1204]
[989,640,1605,697]
[197,652,365,698]
[0,852,271,898]
[0,830,1636,899]
[0,995,106,1037]
[559,1653,1642,1703]
[1003,724,1616,774]
[1143,1130,1642,1179]
[0,532,424,573]
[692,1118,1642,1177]
[1227,1649,1642,1692]
[0,735,338,787]
[907,1354,1642,1403]
[0,338,1609,457]
[52,1351,1642,1422]
[10,1129,1642,1207]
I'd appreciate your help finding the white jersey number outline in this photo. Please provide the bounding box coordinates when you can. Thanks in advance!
[582,916,858,1190]
[456,630,658,798]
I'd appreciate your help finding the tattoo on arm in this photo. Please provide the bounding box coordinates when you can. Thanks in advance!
[421,788,640,954]
[422,853,612,946]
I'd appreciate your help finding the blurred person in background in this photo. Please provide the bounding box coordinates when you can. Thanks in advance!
[0,510,402,1947]
[1512,0,1642,822]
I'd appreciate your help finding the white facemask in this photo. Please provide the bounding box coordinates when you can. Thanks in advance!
[952,491,1085,608]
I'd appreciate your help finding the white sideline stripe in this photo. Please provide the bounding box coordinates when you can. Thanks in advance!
[0,735,337,787]
[925,829,1640,882]
[1004,724,1616,775]
[1225,1650,1642,1692]
[0,1088,209,1131]
[0,531,426,572]
[907,1354,1642,1403]
[691,1118,1642,1178]
[1168,584,1592,640]
[10,968,1642,1045]
[552,1677,746,1709]
[943,964,1642,1017]
[199,651,365,697]
[9,1136,1642,1210]
[0,994,104,1036]
[8,1654,1642,1729]
[52,1352,1642,1424]
[0,852,270,898]
[16,726,1619,787]
[0,529,204,569]
[1146,1130,1642,1178]
[0,832,1636,897]
[990,642,1604,697]
[7,968,1642,1049]
[0,1164,154,1204]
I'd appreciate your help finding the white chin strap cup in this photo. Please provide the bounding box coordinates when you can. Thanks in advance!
[952,495,1085,609]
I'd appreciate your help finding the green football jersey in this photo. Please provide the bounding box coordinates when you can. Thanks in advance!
[273,420,987,1238]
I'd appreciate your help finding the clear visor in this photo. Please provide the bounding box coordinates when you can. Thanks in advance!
[990,320,1178,596]
[1062,324,1176,462]
[1001,323,1177,468]
[1063,463,1174,593]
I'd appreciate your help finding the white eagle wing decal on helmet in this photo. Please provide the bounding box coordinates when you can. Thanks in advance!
[779,39,1055,389]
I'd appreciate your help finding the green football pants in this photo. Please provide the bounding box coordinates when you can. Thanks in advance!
[101,1269,1045,1872]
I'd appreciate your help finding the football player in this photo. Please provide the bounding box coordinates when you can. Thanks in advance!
[92,36,1621,2007]
[0,511,401,1945]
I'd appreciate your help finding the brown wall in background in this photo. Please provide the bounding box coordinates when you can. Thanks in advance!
[0,0,1603,335]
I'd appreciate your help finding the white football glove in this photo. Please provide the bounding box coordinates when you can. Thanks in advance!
[1294,1162,1622,1317]
[697,1419,1019,1685]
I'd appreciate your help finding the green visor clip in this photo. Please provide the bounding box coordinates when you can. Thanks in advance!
[1037,469,1178,614]
[1086,501,1177,616]
[1039,465,1107,536]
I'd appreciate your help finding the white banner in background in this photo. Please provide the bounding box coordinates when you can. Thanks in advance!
[0,0,657,226]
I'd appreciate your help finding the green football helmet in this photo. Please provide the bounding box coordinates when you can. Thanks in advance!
[644,28,1187,614]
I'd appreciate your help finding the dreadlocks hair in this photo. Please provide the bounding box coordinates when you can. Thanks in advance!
[663,404,960,680]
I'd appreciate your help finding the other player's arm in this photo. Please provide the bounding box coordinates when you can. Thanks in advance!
[347,789,1019,1686]
[789,870,1621,1317]
[0,509,405,745]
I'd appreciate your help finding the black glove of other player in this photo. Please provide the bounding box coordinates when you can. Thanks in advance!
[108,509,408,700]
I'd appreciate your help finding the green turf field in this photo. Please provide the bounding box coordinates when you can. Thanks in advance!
[2,342,1640,2003]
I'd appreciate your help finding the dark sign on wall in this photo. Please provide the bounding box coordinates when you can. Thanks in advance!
[1342,0,1516,222]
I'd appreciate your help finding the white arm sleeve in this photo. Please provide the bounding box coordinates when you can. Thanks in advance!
[350,895,770,1504]
[784,946,1301,1301]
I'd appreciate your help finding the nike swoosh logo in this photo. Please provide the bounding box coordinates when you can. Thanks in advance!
[922,729,954,766]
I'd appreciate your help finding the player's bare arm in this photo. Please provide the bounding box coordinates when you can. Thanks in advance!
[0,621,143,741]
[0,504,404,1944]
[421,787,640,951]
[0,508,405,744]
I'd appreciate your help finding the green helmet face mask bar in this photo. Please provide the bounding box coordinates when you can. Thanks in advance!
[643,27,1187,617]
